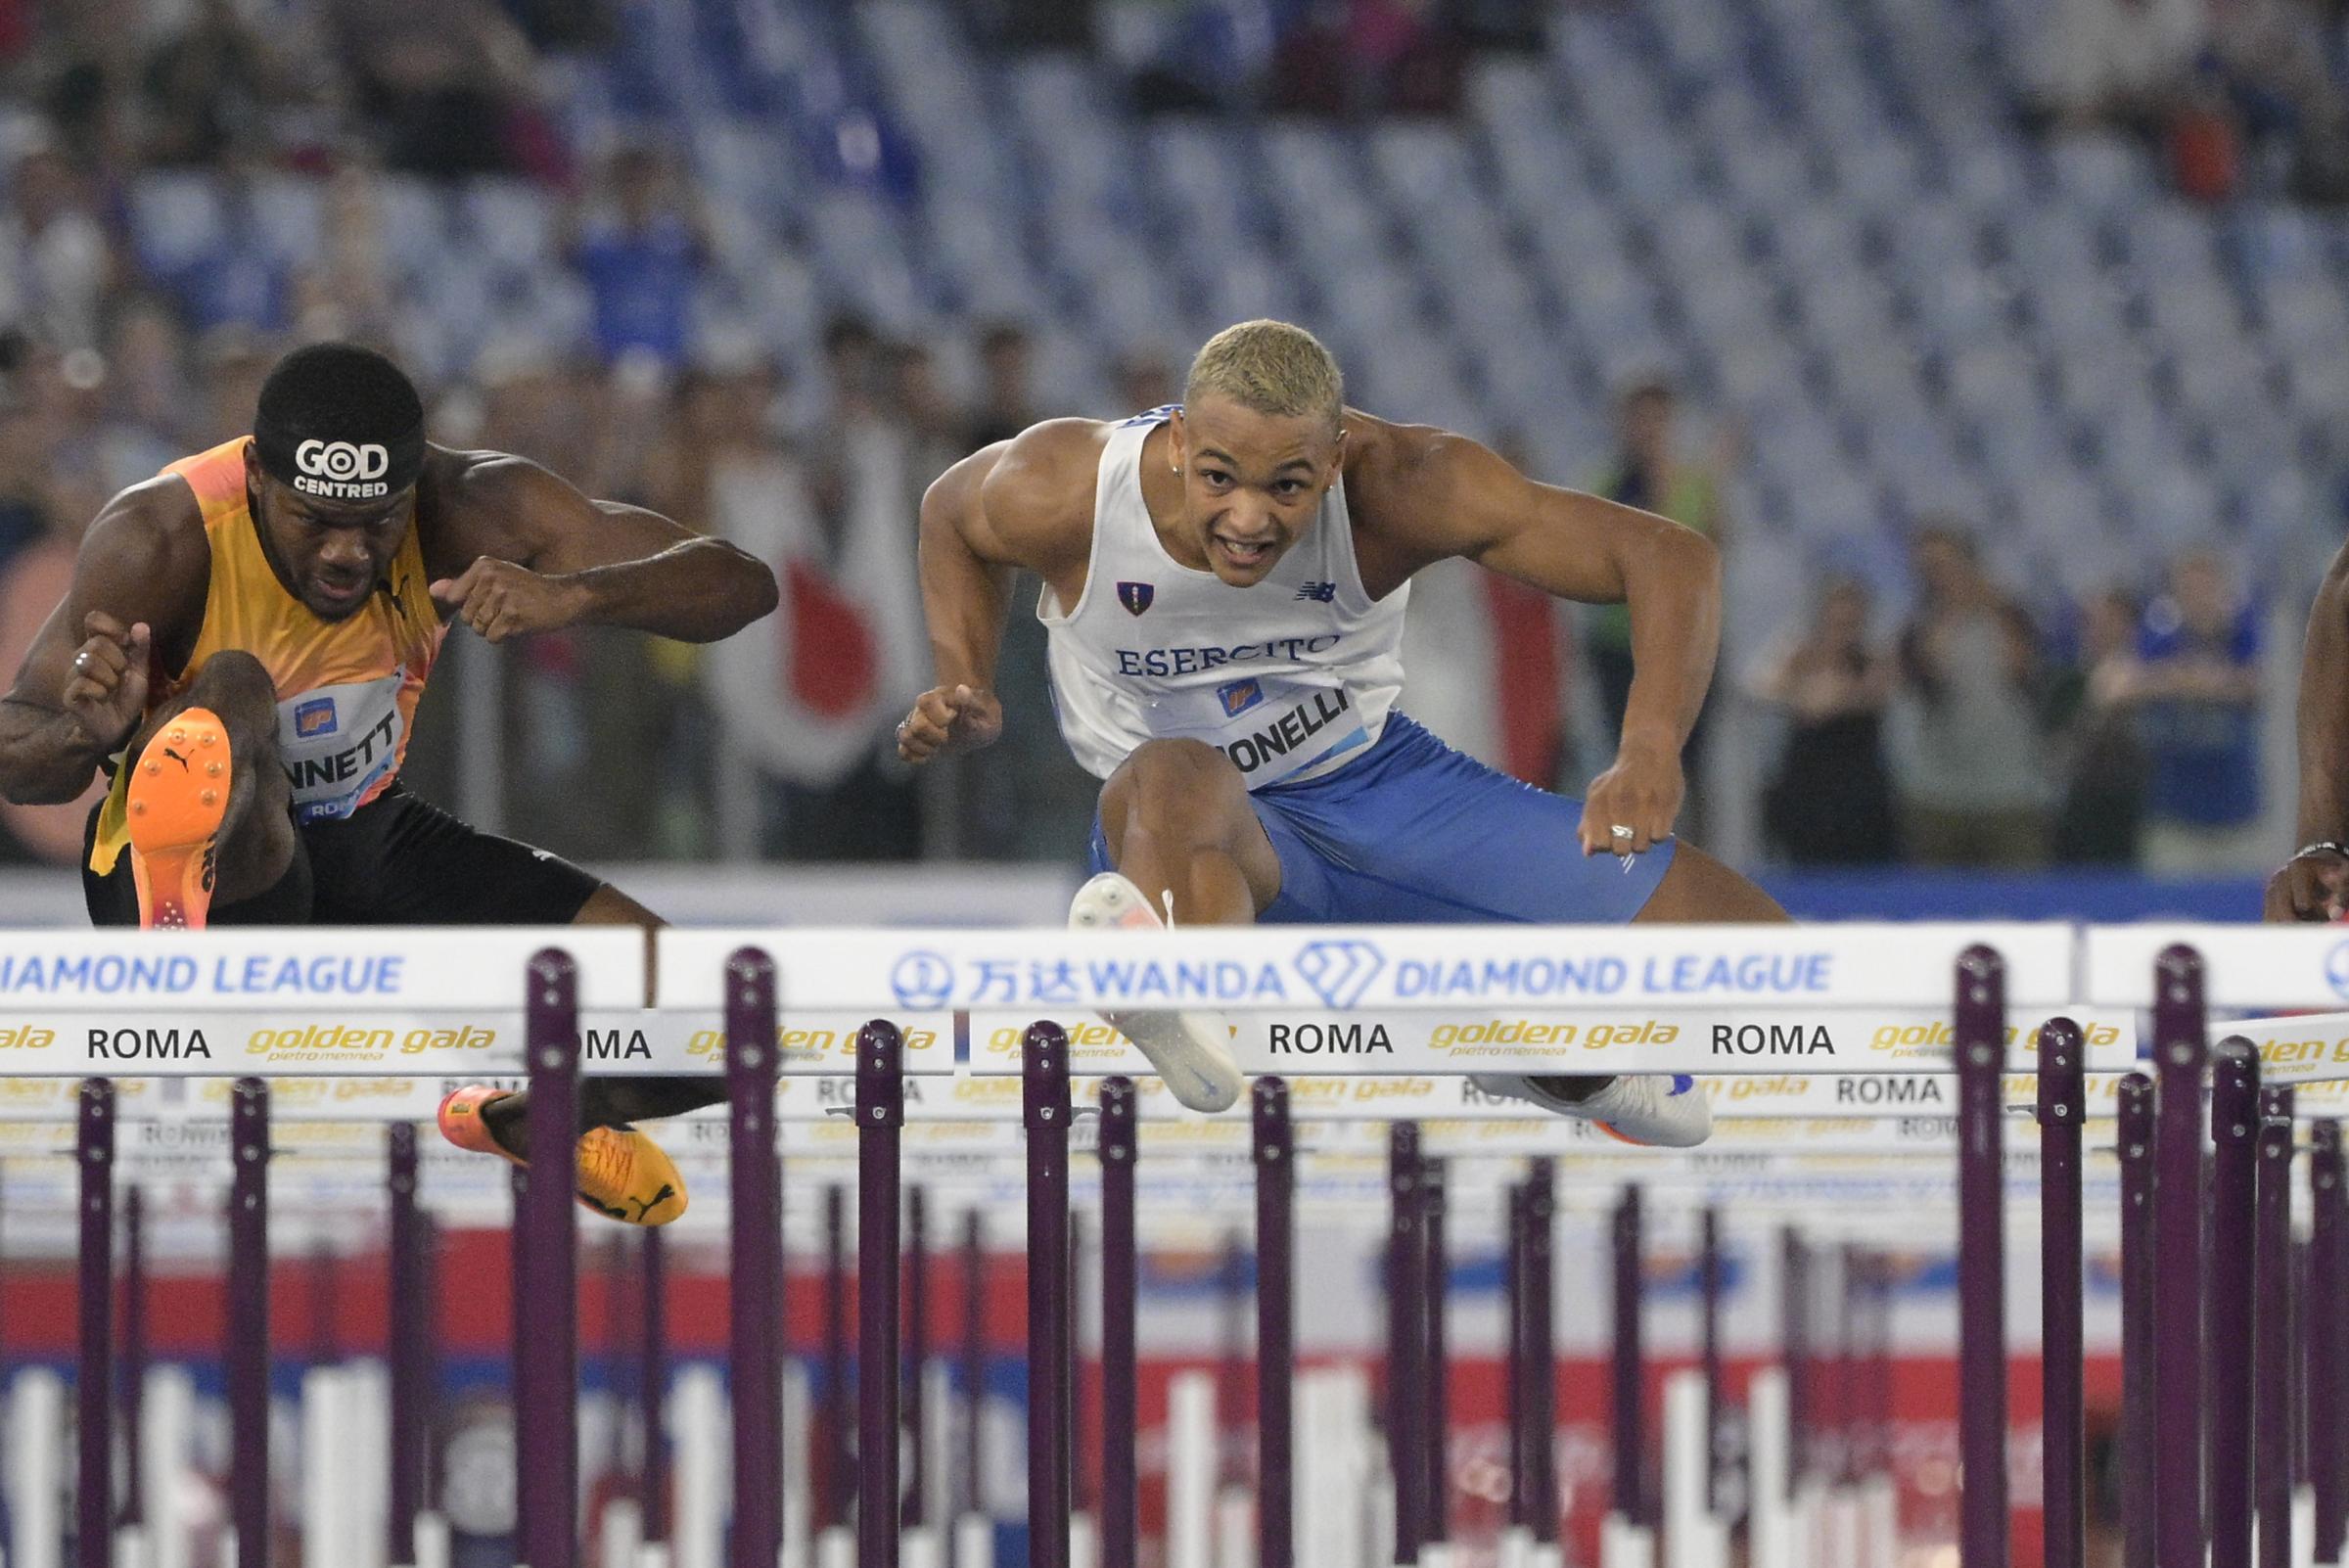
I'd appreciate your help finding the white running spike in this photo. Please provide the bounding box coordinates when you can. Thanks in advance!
[1068,872,1245,1111]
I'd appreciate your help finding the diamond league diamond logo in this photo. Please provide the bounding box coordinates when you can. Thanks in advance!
[2327,940,2349,1000]
[1293,939,1385,1009]
[890,950,956,1011]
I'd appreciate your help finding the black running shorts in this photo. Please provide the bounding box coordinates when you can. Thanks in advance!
[82,783,603,927]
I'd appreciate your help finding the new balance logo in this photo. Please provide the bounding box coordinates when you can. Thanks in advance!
[1295,581,1337,603]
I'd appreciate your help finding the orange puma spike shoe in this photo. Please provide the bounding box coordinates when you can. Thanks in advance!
[438,1085,688,1226]
[125,708,232,930]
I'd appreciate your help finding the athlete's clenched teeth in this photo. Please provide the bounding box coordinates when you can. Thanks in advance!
[1212,532,1274,568]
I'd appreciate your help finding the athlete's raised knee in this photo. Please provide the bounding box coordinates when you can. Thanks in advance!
[179,650,278,726]
[1099,738,1244,834]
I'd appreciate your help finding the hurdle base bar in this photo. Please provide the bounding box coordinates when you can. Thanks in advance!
[409,1508,452,1568]
[1214,1486,1256,1568]
[950,1515,993,1568]
[1599,1516,1655,1568]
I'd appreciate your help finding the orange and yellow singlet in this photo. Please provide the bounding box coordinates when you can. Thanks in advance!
[87,438,443,874]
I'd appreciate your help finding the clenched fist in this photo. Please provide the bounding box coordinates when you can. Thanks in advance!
[430,558,591,643]
[896,684,1004,763]
[61,612,151,751]
[2267,846,2349,922]
[1578,738,1683,856]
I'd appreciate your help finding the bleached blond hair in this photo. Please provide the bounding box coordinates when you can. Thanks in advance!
[1184,320,1344,435]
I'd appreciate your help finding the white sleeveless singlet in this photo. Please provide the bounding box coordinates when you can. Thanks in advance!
[1039,409,1409,790]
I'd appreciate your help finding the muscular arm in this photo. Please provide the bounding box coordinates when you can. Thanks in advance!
[918,442,1019,691]
[1381,431,1722,755]
[0,485,207,805]
[2295,540,2349,846]
[899,421,1098,761]
[442,454,778,643]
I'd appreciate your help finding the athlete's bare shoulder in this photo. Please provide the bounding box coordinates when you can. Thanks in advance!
[9,471,216,678]
[936,416,1107,576]
[413,443,573,557]
[1335,410,1495,585]
[1338,409,1472,510]
[85,475,211,622]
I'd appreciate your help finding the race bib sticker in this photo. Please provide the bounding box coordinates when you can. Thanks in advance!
[1156,671,1367,788]
[277,673,405,822]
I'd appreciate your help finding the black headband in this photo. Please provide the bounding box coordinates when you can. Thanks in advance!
[252,407,425,503]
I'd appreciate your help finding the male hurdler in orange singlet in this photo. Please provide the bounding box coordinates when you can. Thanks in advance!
[0,343,779,1224]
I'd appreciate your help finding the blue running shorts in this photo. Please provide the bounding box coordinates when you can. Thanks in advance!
[1086,712,1678,924]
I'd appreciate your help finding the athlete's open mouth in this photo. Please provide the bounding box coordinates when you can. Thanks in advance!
[1211,532,1274,571]
[311,576,369,609]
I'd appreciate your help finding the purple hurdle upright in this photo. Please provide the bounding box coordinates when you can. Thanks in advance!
[77,1080,114,1568]
[2152,945,2209,1568]
[520,948,583,1568]
[512,1163,534,1548]
[1526,1159,1559,1548]
[1699,1206,1724,1512]
[1098,1077,1139,1568]
[1612,1183,1646,1532]
[858,1022,905,1568]
[1505,1182,1528,1537]
[641,1224,670,1547]
[228,1076,270,1568]
[1781,1228,1811,1495]
[2313,1120,2346,1560]
[1255,1077,1297,1568]
[1388,1122,1427,1565]
[726,945,784,1568]
[959,1209,986,1523]
[1025,1021,1074,1568]
[120,1181,147,1535]
[1423,1153,1451,1544]
[2116,1073,2155,1568]
[905,1183,929,1536]
[2255,1084,2296,1568]
[2036,1017,2086,1568]
[388,1124,425,1567]
[2209,1040,2263,1568]
[1954,944,2007,1568]
[824,1183,851,1531]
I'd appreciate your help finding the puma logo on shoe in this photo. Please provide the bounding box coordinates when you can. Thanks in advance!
[161,747,190,770]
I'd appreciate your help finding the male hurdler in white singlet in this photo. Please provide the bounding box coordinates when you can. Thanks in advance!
[898,320,1787,1140]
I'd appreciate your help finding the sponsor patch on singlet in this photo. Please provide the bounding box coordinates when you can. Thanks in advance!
[274,674,405,823]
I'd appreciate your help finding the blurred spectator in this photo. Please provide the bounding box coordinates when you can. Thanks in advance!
[1101,0,1272,112]
[155,156,296,334]
[192,325,277,449]
[0,142,113,351]
[1746,576,1899,865]
[564,145,713,372]
[100,297,195,478]
[1893,525,2051,866]
[329,0,554,178]
[2125,551,2265,873]
[888,341,972,491]
[1580,377,1729,829]
[2034,0,2205,132]
[698,339,926,861]
[2049,588,2147,864]
[965,321,1037,449]
[292,164,401,347]
[140,0,332,166]
[1404,429,1575,786]
[1113,343,1178,415]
